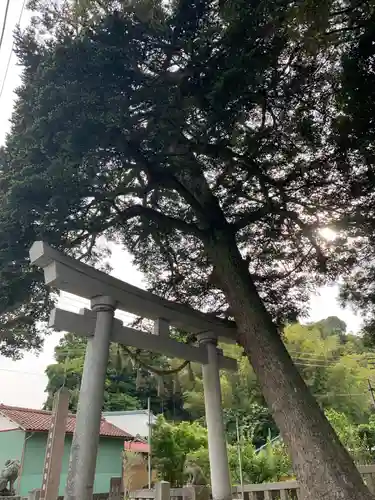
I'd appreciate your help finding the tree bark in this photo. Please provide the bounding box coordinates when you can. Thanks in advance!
[207,233,374,500]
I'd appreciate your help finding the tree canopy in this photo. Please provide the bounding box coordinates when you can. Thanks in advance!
[1,0,375,498]
[0,0,366,351]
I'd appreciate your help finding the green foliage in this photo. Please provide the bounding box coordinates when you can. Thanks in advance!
[152,417,291,486]
[315,317,347,341]
[223,406,278,450]
[187,437,292,485]
[45,318,375,444]
[232,440,292,484]
[44,333,188,418]
[151,416,207,486]
[183,317,375,438]
[186,447,210,482]
[177,342,275,448]
[358,415,375,458]
[325,409,372,464]
[284,321,374,422]
[0,0,372,355]
[2,1,375,493]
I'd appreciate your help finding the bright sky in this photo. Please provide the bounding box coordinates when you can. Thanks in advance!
[0,2,362,409]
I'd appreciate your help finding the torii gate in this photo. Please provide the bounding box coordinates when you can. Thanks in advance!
[30,241,238,500]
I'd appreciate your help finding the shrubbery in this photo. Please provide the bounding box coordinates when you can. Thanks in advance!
[151,417,291,486]
[151,410,375,487]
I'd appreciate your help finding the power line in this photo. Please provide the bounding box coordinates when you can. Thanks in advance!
[288,349,364,360]
[293,356,336,364]
[0,364,369,398]
[0,0,27,102]
[288,351,336,359]
[289,351,373,365]
[0,368,370,400]
[0,367,45,377]
[0,0,11,51]
[294,362,334,368]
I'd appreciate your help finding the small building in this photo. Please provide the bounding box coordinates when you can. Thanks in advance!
[103,410,158,491]
[103,410,156,442]
[0,404,131,497]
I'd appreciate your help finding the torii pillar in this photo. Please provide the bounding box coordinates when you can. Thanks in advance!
[199,334,232,500]
[64,296,116,500]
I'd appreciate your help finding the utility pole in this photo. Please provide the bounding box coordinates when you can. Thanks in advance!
[368,379,375,408]
[235,416,244,500]
[147,397,152,489]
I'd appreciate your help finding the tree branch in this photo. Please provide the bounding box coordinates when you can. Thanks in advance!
[233,206,271,231]
[280,210,327,270]
[114,203,205,238]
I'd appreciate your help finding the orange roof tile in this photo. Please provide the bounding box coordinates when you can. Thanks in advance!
[0,404,131,438]
[124,441,150,453]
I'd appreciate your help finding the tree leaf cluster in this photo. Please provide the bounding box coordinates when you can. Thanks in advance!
[0,0,372,354]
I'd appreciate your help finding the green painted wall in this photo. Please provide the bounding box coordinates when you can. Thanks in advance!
[0,428,25,492]
[19,432,123,496]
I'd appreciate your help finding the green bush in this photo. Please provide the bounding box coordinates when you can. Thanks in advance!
[229,439,292,485]
[152,417,292,486]
[186,447,211,480]
[325,409,372,464]
[186,437,292,485]
[151,416,208,486]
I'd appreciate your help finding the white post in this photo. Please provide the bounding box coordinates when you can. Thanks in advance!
[147,397,152,489]
[155,481,170,500]
[199,335,232,500]
[236,416,245,500]
[64,296,116,500]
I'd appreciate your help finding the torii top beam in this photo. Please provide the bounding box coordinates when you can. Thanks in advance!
[29,241,238,343]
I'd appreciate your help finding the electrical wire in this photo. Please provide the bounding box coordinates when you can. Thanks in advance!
[0,364,369,398]
[0,367,45,377]
[0,0,11,51]
[288,349,360,359]
[0,0,27,101]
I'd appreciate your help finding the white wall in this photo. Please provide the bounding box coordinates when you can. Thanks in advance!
[104,411,156,439]
[0,414,19,431]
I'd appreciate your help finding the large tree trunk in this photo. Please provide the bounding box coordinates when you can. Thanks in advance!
[208,234,373,500]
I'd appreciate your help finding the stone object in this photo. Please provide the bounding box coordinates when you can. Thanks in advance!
[183,459,208,486]
[0,460,21,496]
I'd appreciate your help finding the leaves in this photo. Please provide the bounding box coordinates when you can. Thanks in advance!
[43,333,187,417]
[284,320,374,421]
[1,0,372,357]
[151,416,208,486]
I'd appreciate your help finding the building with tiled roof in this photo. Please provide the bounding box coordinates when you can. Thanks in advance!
[0,404,130,438]
[103,410,156,441]
[0,404,129,496]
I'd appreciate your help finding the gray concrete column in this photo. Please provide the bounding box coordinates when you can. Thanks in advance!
[64,296,116,500]
[199,335,232,500]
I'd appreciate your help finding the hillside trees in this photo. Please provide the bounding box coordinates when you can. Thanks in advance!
[45,318,375,433]
[44,333,189,418]
[0,0,374,498]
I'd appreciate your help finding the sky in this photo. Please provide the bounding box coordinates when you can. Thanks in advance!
[0,2,362,409]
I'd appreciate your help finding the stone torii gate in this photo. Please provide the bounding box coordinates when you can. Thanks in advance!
[30,241,238,500]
